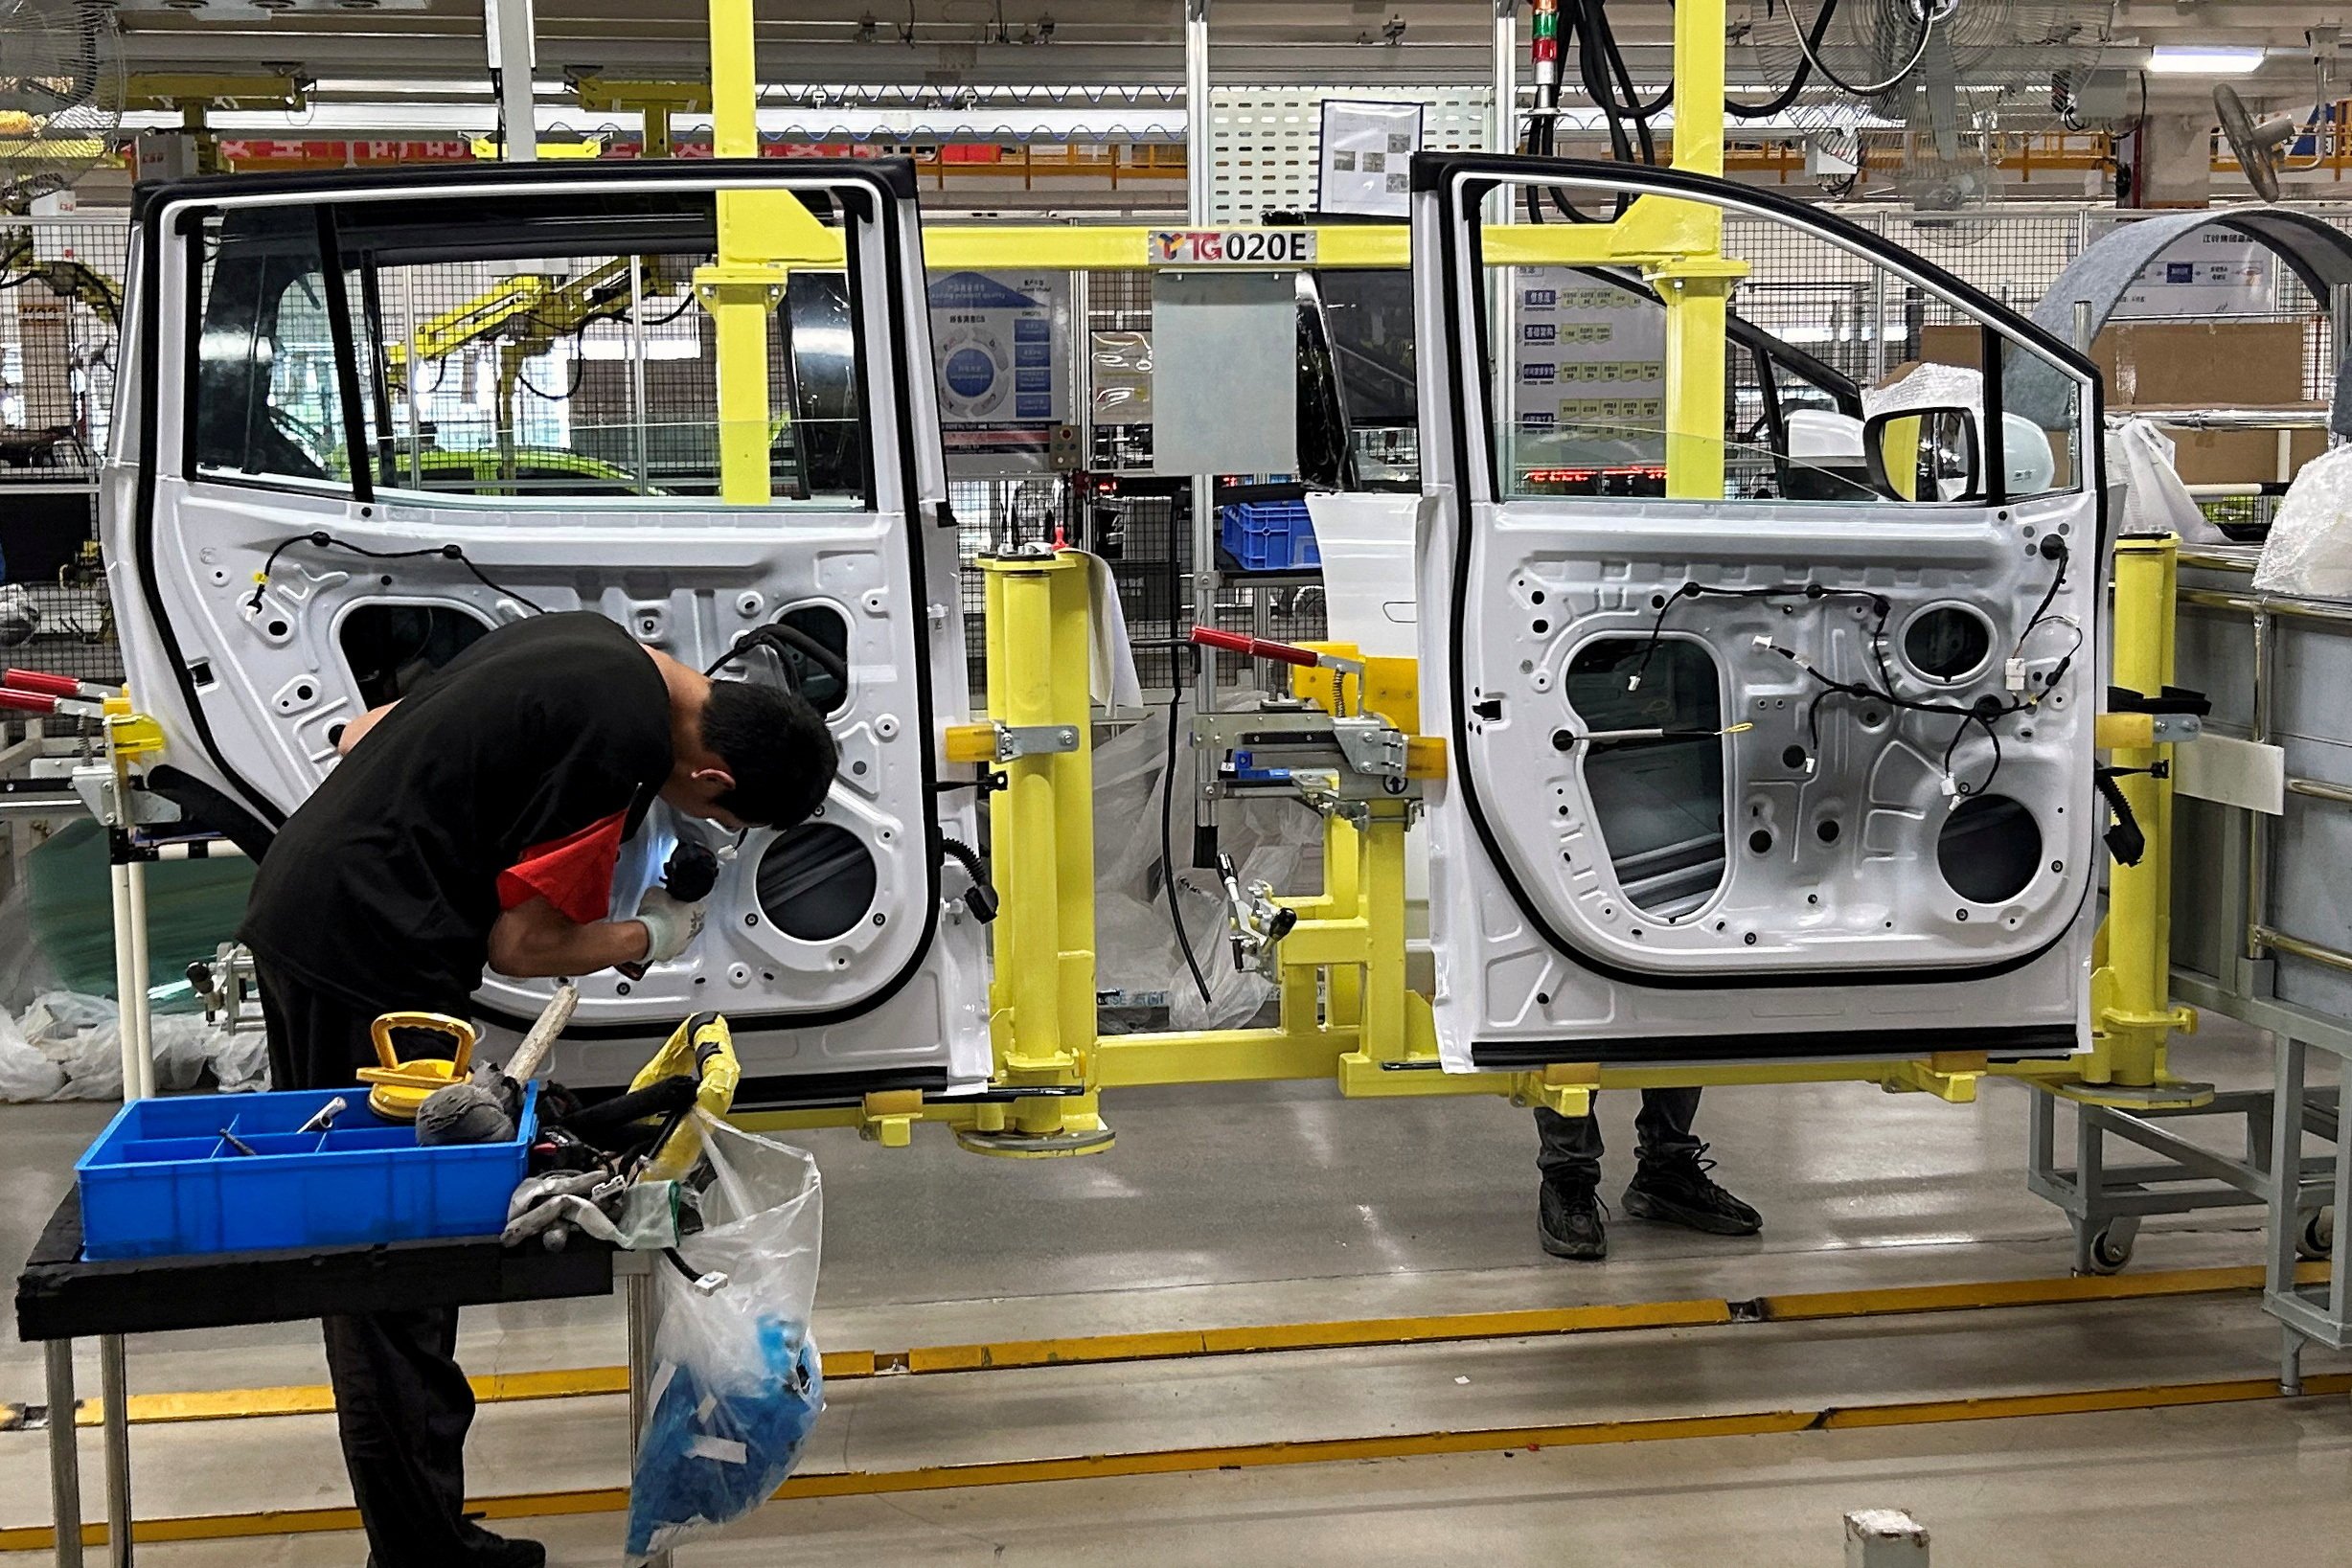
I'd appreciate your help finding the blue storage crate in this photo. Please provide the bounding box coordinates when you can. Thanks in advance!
[1220,499,1320,571]
[74,1084,538,1261]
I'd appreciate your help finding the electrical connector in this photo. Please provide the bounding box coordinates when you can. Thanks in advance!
[2005,657,2027,693]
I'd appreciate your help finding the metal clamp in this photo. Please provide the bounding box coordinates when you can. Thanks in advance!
[994,723,1081,761]
[1330,716,1408,780]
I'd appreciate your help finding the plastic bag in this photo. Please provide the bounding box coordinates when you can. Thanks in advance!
[2254,445,2352,599]
[625,1114,824,1562]
[0,1011,64,1102]
[2109,419,2231,545]
[1091,705,1313,1033]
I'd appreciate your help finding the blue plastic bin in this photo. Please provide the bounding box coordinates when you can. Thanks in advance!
[74,1084,538,1261]
[1220,499,1320,571]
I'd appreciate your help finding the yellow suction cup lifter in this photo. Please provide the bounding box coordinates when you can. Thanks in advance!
[631,1011,740,1181]
[357,1011,479,1123]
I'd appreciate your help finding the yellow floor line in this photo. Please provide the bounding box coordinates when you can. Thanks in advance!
[9,1370,2346,1552]
[28,1261,2325,1430]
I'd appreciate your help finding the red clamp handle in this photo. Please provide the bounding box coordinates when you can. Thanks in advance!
[0,688,59,715]
[1189,626,1320,669]
[4,670,81,699]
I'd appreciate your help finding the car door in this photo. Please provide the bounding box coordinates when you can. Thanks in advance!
[1410,154,2104,1070]
[103,159,989,1097]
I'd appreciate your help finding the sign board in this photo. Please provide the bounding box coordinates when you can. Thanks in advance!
[2113,231,2277,319]
[1509,268,1667,454]
[1317,100,1424,217]
[1148,229,1318,268]
[927,269,1073,474]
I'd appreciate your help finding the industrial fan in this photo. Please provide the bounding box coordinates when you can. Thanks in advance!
[0,0,123,211]
[2216,33,2338,205]
[1736,0,2114,216]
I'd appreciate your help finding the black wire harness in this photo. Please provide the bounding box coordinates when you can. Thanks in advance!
[1629,538,2075,805]
[246,531,548,616]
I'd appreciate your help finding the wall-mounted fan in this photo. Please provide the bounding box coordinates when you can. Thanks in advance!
[1739,0,2114,216]
[0,0,123,211]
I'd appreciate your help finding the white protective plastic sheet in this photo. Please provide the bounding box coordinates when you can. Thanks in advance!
[2253,445,2352,600]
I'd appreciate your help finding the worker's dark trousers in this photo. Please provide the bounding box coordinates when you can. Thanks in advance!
[1534,1087,1703,1190]
[256,964,501,1568]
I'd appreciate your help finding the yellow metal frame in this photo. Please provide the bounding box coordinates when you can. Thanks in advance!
[679,0,2175,1143]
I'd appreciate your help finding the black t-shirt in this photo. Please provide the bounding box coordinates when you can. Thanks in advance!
[240,612,674,1012]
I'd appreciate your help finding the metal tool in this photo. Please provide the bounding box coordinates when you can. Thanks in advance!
[295,1096,348,1135]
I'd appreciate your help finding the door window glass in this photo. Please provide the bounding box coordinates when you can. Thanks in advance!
[191,214,351,487]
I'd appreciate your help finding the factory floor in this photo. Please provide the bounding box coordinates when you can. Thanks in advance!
[2,1017,2346,1565]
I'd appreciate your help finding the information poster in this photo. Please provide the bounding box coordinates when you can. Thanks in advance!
[1318,101,1424,217]
[1510,267,1667,455]
[927,269,1072,472]
[2113,231,2276,318]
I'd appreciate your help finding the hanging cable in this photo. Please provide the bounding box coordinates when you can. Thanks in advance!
[1782,0,1938,99]
[1159,648,1213,1007]
[246,532,547,615]
[1725,0,1841,117]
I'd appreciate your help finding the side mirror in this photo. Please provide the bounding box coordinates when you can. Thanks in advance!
[1864,405,1981,503]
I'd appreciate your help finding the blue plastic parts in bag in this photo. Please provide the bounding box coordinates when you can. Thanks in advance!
[626,1322,822,1559]
[623,1114,825,1563]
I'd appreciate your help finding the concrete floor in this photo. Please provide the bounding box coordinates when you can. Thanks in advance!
[5,1021,2346,1564]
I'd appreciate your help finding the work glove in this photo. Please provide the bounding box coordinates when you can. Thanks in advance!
[634,887,705,965]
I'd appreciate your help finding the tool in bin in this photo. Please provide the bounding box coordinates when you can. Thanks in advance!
[295,1096,348,1134]
[357,1011,478,1122]
[616,839,722,981]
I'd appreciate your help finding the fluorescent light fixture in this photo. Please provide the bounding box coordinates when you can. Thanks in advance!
[2146,45,2267,75]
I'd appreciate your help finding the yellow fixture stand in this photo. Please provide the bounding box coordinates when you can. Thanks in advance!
[358,1012,479,1123]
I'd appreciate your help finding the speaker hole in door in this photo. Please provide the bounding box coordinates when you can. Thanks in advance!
[1562,636,1724,921]
[1903,604,1995,684]
[765,603,852,716]
[757,822,878,941]
[1937,795,2040,904]
[337,603,492,708]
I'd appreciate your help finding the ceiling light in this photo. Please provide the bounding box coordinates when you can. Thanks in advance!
[2146,45,2267,75]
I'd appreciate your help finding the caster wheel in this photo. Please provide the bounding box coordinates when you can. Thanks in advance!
[2296,1207,2335,1261]
[2088,1226,2135,1274]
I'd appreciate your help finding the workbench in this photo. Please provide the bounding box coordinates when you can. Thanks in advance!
[15,1188,664,1567]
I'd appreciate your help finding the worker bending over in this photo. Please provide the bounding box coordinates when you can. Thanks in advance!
[240,610,837,1568]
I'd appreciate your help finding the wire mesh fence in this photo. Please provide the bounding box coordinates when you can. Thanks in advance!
[2,200,2341,733]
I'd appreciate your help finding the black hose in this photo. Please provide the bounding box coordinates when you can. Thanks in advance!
[939,835,998,922]
[1726,0,1840,118]
[1160,654,1213,1006]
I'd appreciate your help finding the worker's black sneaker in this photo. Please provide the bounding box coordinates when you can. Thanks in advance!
[369,1531,545,1568]
[1538,1180,1609,1260]
[1623,1144,1762,1237]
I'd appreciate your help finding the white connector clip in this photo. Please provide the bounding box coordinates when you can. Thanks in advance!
[2004,657,2027,693]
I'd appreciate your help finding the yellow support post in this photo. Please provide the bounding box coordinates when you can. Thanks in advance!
[965,552,1109,1155]
[1651,0,1740,501]
[696,0,835,506]
[2091,535,2198,1091]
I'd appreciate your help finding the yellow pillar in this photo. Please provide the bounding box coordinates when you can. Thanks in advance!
[2094,534,2192,1086]
[1324,814,1363,1029]
[970,553,1107,1152]
[1359,804,1410,1060]
[1654,0,1737,501]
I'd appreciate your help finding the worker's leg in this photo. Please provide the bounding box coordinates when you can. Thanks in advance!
[251,964,537,1567]
[1534,1103,1609,1260]
[1623,1087,1763,1236]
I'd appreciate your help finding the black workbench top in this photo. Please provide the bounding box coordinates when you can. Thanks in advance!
[16,1190,615,1342]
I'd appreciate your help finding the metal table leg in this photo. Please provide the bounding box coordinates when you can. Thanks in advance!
[44,1340,82,1568]
[625,1260,671,1568]
[99,1337,129,1567]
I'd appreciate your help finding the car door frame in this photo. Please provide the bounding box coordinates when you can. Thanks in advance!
[1410,152,2108,1066]
[108,159,986,1074]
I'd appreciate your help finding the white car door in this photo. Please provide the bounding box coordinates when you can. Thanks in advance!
[1411,156,2105,1071]
[103,160,989,1096]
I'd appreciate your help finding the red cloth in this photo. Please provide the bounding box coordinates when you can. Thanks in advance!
[495,810,628,924]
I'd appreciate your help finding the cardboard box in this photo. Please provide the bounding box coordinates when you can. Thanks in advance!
[1913,321,2321,487]
[2128,408,2328,487]
[1918,320,2307,407]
